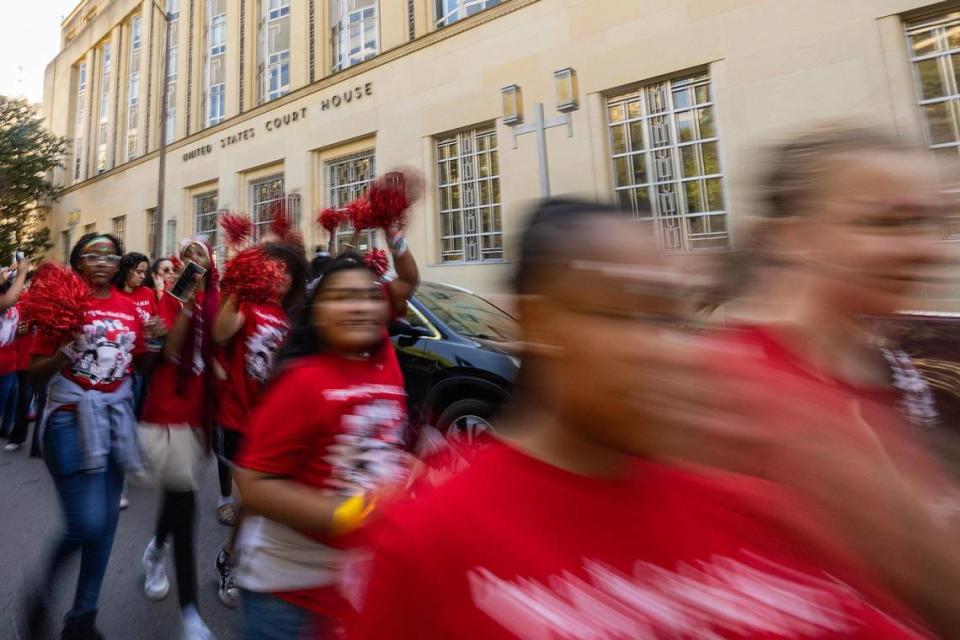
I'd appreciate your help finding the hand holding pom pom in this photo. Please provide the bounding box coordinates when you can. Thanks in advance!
[221,246,287,305]
[20,263,91,345]
[220,212,254,249]
[269,201,293,240]
[346,197,374,232]
[367,169,423,233]
[318,207,346,232]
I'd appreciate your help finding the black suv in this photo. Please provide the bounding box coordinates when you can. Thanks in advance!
[390,281,519,444]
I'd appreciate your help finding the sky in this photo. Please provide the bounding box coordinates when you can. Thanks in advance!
[0,0,81,104]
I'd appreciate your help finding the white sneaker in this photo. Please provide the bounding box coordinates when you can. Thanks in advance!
[182,607,217,640]
[4,442,21,451]
[119,489,129,510]
[143,539,170,601]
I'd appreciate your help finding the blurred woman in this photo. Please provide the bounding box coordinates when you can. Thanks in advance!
[233,251,414,640]
[351,199,933,639]
[211,241,308,609]
[0,258,30,444]
[22,233,163,640]
[138,239,219,640]
[7,270,39,452]
[719,124,960,636]
[150,257,176,302]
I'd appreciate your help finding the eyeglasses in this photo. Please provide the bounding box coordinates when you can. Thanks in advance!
[80,254,122,266]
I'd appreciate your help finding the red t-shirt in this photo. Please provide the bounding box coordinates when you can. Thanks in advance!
[140,291,208,427]
[351,443,931,639]
[217,302,290,432]
[32,289,144,392]
[0,306,20,375]
[238,346,410,616]
[119,285,158,323]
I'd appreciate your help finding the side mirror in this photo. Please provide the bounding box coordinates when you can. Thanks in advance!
[389,319,432,338]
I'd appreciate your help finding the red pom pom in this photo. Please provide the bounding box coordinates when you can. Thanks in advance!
[346,197,374,231]
[364,249,390,277]
[366,169,423,231]
[221,246,287,305]
[220,212,254,249]
[268,201,293,240]
[19,262,91,343]
[169,255,184,272]
[318,207,345,232]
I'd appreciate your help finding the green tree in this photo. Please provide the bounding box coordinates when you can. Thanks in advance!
[0,95,68,261]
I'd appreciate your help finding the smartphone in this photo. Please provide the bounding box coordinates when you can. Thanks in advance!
[168,260,207,302]
[13,250,23,264]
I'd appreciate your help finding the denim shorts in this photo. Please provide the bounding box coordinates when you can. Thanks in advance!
[242,590,335,640]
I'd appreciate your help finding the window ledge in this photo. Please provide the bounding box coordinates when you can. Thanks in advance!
[427,259,511,268]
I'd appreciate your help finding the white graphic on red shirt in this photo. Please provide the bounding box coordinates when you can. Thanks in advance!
[0,307,19,348]
[468,555,915,639]
[71,318,137,385]
[323,397,411,497]
[244,322,285,383]
[133,302,151,323]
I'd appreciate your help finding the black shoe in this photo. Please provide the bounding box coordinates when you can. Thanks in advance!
[61,611,105,640]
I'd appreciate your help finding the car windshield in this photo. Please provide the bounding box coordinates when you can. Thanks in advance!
[416,283,517,342]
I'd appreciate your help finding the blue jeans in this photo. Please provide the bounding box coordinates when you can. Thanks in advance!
[243,590,333,640]
[0,371,17,435]
[40,410,124,618]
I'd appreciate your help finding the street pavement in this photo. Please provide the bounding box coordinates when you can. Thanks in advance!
[0,440,244,640]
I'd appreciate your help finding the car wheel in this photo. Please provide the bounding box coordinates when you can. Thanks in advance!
[437,399,496,448]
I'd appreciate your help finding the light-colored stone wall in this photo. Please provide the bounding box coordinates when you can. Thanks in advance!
[42,0,957,304]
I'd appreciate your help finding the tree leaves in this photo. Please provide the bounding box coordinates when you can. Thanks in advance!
[0,95,67,259]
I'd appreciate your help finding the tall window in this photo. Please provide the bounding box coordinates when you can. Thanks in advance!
[435,0,500,28]
[436,126,502,262]
[206,0,227,127]
[251,175,286,239]
[607,72,727,252]
[326,150,375,251]
[194,191,220,249]
[165,0,180,144]
[73,62,88,182]
[127,15,142,161]
[330,0,378,73]
[165,219,178,256]
[112,215,127,245]
[96,42,112,173]
[259,0,291,103]
[146,208,157,255]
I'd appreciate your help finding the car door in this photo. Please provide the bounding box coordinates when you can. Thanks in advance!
[391,303,444,424]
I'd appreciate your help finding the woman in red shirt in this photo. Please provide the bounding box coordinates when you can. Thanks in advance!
[138,239,219,640]
[211,241,308,608]
[0,256,31,445]
[22,233,164,640]
[233,252,414,639]
[7,270,39,452]
[708,124,960,637]
[352,199,935,640]
[150,256,177,302]
[114,252,158,322]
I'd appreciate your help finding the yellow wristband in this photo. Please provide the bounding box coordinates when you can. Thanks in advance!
[330,494,376,537]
